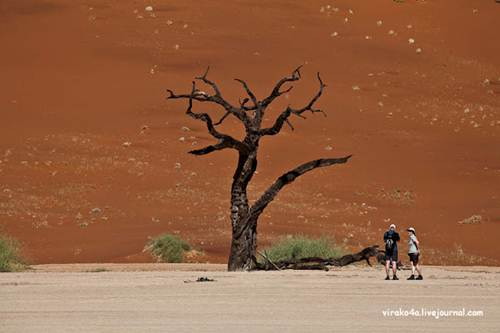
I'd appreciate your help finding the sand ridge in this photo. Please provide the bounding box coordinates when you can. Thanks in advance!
[0,0,499,265]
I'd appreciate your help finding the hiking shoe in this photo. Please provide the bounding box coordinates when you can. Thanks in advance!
[416,275,423,280]
[407,275,415,280]
[385,276,390,280]
[393,275,399,280]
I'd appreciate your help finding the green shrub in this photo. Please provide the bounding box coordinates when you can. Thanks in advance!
[261,235,344,263]
[145,234,191,263]
[0,236,24,272]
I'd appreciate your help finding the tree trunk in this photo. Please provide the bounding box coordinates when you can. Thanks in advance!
[227,150,258,271]
[227,217,257,271]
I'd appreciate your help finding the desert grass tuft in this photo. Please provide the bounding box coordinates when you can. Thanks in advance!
[145,234,191,263]
[0,236,25,272]
[261,235,344,263]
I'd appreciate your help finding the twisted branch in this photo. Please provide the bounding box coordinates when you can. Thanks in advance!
[177,81,247,155]
[167,67,252,127]
[250,155,352,218]
[260,65,302,107]
[260,73,326,136]
[235,78,258,108]
[253,245,380,270]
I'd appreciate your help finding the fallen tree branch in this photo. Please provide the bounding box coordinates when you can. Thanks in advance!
[252,245,380,271]
[257,250,282,271]
[376,249,409,270]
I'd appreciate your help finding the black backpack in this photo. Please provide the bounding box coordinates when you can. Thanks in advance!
[385,238,394,251]
[385,232,395,251]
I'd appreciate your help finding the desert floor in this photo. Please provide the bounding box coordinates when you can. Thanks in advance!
[1,264,499,332]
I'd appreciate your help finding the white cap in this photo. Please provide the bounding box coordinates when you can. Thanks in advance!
[407,227,416,233]
[389,224,396,229]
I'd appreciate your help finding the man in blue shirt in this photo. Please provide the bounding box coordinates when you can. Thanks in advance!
[383,224,400,280]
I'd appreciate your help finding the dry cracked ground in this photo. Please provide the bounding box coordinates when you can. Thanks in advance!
[1,264,500,332]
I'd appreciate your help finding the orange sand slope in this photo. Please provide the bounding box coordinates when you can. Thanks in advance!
[0,0,499,264]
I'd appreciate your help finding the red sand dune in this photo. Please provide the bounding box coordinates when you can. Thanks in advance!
[0,0,499,265]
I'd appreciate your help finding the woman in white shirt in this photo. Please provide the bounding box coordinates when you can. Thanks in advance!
[407,227,423,280]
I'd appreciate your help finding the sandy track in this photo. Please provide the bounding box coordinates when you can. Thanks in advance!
[1,265,499,332]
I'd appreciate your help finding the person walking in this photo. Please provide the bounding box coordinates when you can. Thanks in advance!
[384,223,400,280]
[407,227,423,280]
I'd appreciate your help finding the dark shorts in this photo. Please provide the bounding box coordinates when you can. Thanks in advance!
[408,253,419,264]
[385,250,398,262]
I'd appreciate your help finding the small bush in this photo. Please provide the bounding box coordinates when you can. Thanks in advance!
[86,267,109,273]
[261,235,344,263]
[0,236,25,272]
[145,234,191,263]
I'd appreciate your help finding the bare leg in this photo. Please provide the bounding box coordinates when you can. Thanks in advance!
[392,261,397,277]
[411,261,416,276]
[385,260,390,277]
[415,263,422,276]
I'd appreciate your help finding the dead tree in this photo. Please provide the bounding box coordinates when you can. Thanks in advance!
[167,66,351,271]
[255,245,380,271]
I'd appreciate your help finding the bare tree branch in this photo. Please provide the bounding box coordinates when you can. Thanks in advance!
[195,66,223,98]
[285,118,295,131]
[189,140,238,155]
[184,82,224,139]
[259,106,294,136]
[167,67,252,127]
[289,72,326,116]
[195,67,252,126]
[178,82,247,154]
[260,73,326,136]
[239,97,249,108]
[260,65,302,107]
[235,78,258,108]
[214,111,231,126]
[250,155,352,218]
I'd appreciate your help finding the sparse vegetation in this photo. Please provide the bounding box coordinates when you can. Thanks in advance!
[86,267,109,273]
[377,188,415,205]
[145,234,191,263]
[0,236,25,272]
[458,215,482,225]
[261,235,344,263]
[425,244,498,266]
